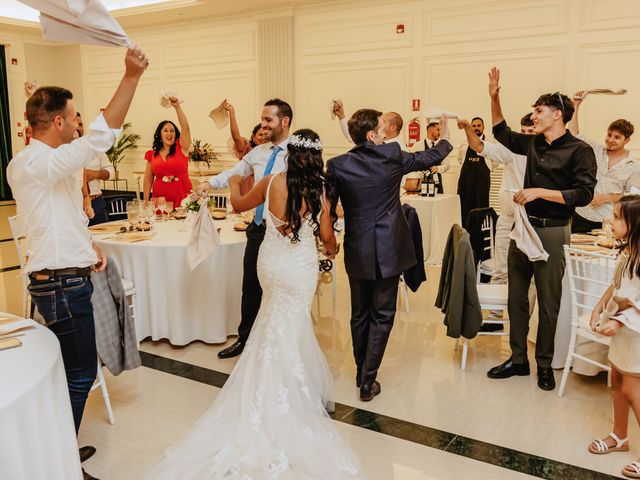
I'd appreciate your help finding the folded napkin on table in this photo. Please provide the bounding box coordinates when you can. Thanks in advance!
[18,0,133,47]
[510,203,549,262]
[160,91,184,108]
[187,204,220,270]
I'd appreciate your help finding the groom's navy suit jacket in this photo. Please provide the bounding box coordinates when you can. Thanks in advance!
[326,139,453,280]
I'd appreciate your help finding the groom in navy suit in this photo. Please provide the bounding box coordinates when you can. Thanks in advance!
[326,109,452,401]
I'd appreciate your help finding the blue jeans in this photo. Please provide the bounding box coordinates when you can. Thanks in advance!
[28,274,97,434]
[88,195,109,226]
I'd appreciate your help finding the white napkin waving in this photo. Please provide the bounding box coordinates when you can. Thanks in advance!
[328,99,342,121]
[574,88,628,100]
[187,202,220,270]
[18,0,133,47]
[24,81,37,98]
[509,203,549,262]
[423,106,459,120]
[209,101,229,129]
[160,91,184,108]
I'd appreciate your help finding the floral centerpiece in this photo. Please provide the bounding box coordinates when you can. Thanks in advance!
[181,192,211,212]
[189,138,218,168]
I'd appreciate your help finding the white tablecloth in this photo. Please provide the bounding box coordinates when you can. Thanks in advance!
[94,218,247,345]
[402,193,461,265]
[0,316,82,480]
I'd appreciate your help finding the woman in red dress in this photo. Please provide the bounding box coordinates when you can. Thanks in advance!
[143,97,192,207]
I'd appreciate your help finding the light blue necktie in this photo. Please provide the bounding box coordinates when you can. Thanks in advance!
[254,145,281,225]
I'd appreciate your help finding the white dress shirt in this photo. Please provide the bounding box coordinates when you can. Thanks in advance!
[575,135,640,222]
[7,114,121,273]
[87,152,115,196]
[338,117,353,144]
[458,142,498,171]
[208,137,290,189]
[478,141,526,217]
[384,135,409,152]
[411,138,451,172]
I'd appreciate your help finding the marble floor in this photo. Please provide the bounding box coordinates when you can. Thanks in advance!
[0,203,631,479]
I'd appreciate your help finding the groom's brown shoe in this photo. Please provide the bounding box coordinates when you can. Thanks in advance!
[218,340,244,359]
[359,381,381,402]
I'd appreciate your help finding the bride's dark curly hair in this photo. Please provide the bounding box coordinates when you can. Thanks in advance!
[284,129,329,243]
[152,120,180,156]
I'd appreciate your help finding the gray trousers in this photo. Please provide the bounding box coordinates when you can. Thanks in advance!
[507,224,570,367]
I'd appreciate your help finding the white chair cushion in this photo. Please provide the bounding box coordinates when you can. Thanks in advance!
[477,284,508,305]
[121,278,135,293]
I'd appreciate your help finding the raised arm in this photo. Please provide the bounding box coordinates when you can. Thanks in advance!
[567,90,585,135]
[170,98,191,155]
[334,102,354,144]
[224,100,250,152]
[102,47,148,129]
[489,67,505,127]
[402,116,453,173]
[458,119,484,153]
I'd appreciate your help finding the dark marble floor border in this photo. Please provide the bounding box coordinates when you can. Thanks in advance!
[139,351,620,480]
[0,265,20,273]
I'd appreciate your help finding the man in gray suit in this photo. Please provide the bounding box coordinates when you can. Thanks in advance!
[326,110,453,401]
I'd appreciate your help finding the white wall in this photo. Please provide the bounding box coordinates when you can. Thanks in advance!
[293,0,640,195]
[3,0,640,196]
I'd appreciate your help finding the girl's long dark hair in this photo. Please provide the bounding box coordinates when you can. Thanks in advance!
[618,195,640,279]
[152,120,180,156]
[284,129,327,243]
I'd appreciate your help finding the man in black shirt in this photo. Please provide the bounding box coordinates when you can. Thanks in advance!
[485,67,597,391]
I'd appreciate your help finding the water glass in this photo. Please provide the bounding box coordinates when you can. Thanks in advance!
[126,200,139,225]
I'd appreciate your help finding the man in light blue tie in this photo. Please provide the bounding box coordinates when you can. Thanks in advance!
[196,99,292,358]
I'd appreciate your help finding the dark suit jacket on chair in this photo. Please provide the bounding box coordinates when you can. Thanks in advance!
[326,140,453,280]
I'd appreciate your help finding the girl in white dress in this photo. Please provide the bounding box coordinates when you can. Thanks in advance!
[587,195,640,479]
[145,129,365,479]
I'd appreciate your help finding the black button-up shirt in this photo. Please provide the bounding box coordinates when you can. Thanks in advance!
[493,120,597,220]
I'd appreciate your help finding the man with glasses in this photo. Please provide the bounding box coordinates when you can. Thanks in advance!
[485,67,597,391]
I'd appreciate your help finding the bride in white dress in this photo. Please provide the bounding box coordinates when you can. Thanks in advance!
[145,129,365,479]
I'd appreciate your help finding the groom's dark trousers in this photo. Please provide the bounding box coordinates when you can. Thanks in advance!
[326,139,453,389]
[237,221,265,344]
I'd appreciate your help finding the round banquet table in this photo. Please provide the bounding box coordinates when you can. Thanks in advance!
[0,316,82,480]
[94,217,247,345]
[402,193,462,265]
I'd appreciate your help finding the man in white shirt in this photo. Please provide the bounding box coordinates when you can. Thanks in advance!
[7,47,148,480]
[77,112,115,226]
[196,99,292,359]
[568,91,640,233]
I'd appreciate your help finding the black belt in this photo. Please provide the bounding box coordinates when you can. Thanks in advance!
[528,216,570,228]
[30,267,92,280]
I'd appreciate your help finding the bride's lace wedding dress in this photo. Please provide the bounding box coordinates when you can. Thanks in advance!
[146,179,365,479]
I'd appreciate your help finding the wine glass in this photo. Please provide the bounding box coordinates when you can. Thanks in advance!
[165,201,174,219]
[138,200,154,224]
[126,200,139,225]
[154,196,167,222]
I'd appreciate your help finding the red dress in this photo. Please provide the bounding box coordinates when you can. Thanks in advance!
[145,138,193,207]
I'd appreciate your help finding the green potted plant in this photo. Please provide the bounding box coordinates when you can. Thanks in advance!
[106,122,140,180]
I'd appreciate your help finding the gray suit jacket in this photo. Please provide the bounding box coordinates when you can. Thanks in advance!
[91,259,141,375]
[435,224,482,339]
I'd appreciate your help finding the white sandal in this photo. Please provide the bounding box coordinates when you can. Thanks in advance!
[588,432,629,454]
[622,460,640,478]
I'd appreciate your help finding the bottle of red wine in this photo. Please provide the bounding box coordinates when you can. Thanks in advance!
[421,173,428,196]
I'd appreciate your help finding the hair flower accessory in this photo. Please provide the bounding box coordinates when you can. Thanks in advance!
[289,134,323,151]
